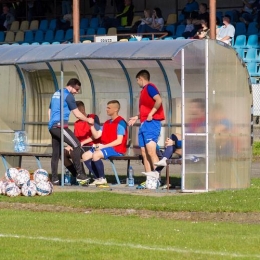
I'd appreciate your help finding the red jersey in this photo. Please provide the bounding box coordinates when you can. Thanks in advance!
[74,114,100,145]
[139,83,165,123]
[101,116,128,154]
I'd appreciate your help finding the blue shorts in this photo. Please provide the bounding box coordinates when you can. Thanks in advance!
[138,120,161,148]
[90,146,123,159]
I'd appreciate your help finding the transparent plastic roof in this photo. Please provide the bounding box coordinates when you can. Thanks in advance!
[0,40,195,65]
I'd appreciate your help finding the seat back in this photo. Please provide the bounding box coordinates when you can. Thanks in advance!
[97,27,106,35]
[39,19,48,32]
[233,34,246,48]
[29,20,39,31]
[107,27,117,36]
[246,34,258,48]
[0,31,5,42]
[235,48,245,59]
[44,29,54,42]
[14,30,24,43]
[5,31,15,42]
[9,21,19,32]
[174,24,185,38]
[89,17,99,30]
[49,19,57,31]
[64,28,73,41]
[54,29,65,42]
[243,48,257,62]
[19,20,29,31]
[24,30,34,43]
[34,30,44,43]
[247,22,258,36]
[235,22,247,36]
[80,18,89,30]
[165,24,175,37]
[165,13,177,25]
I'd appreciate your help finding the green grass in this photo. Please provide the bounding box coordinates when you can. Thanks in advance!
[1,178,260,213]
[1,179,260,259]
[0,210,260,260]
[253,141,260,157]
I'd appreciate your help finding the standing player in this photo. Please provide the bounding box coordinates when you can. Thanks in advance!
[128,69,165,179]
[48,78,91,185]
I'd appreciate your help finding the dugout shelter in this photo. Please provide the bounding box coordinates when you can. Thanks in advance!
[0,40,252,192]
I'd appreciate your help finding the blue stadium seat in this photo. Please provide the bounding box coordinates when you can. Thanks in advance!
[243,48,258,62]
[0,31,5,42]
[176,36,185,40]
[141,37,150,41]
[49,19,57,31]
[42,41,51,45]
[85,28,95,41]
[246,62,260,76]
[89,17,99,30]
[53,29,65,43]
[64,28,73,42]
[31,42,40,45]
[129,37,137,41]
[225,10,236,23]
[235,22,247,36]
[96,27,106,35]
[216,11,222,23]
[173,24,186,38]
[80,18,89,30]
[52,41,60,44]
[34,30,44,43]
[164,36,174,40]
[39,19,48,32]
[233,35,247,48]
[246,22,258,36]
[21,42,30,45]
[165,24,175,37]
[235,48,245,59]
[44,30,54,43]
[24,30,34,43]
[246,34,259,48]
[178,13,185,23]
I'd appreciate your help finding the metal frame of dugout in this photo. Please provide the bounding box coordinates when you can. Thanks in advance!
[0,39,253,192]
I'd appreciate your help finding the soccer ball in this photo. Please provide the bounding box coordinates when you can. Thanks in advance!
[21,180,37,197]
[33,169,49,183]
[0,180,11,195]
[36,181,53,196]
[15,168,30,188]
[145,176,160,190]
[5,182,21,197]
[5,168,19,182]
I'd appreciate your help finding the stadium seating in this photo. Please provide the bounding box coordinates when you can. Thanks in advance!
[4,31,15,43]
[0,31,5,42]
[107,27,117,36]
[53,29,65,43]
[39,19,48,32]
[19,20,29,31]
[246,22,258,36]
[49,19,57,31]
[64,28,73,41]
[24,30,34,43]
[80,18,89,30]
[97,27,106,35]
[34,30,44,43]
[89,17,99,30]
[44,30,54,43]
[9,21,19,32]
[173,24,186,39]
[235,22,247,36]
[29,20,39,31]
[165,13,177,25]
[235,48,245,59]
[246,62,260,77]
[165,24,175,37]
[246,34,259,48]
[233,35,247,49]
[243,48,258,62]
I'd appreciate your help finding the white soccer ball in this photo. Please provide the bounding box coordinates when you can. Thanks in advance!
[36,181,53,196]
[145,176,160,190]
[5,168,19,182]
[5,182,21,197]
[21,180,37,197]
[33,169,49,183]
[15,168,30,188]
[0,180,11,195]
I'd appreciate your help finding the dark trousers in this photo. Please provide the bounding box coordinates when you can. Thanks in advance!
[49,127,84,180]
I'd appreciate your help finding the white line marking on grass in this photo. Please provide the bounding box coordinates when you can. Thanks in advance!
[0,233,260,259]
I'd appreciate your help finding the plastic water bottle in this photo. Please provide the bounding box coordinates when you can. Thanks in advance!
[128,166,135,187]
[64,168,71,186]
[190,155,200,163]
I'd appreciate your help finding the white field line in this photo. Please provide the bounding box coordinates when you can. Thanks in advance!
[0,233,260,259]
